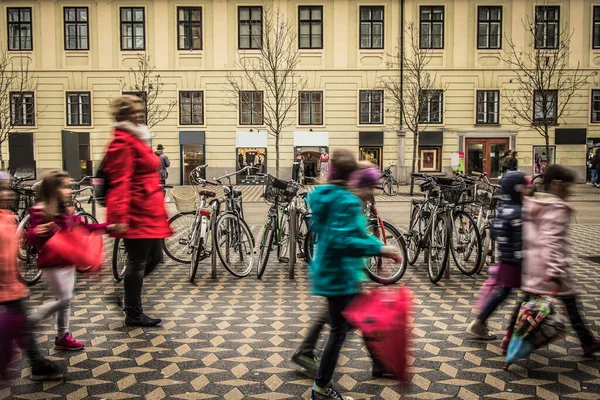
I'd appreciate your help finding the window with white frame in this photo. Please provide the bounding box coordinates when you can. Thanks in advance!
[535,6,559,49]
[359,90,383,124]
[419,90,443,124]
[180,91,204,125]
[10,92,35,126]
[533,90,558,124]
[476,90,500,124]
[299,91,323,125]
[66,92,91,126]
[240,91,263,125]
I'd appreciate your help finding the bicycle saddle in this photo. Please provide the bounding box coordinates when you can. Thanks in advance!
[198,189,217,198]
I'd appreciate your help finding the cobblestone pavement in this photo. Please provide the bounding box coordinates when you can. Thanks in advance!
[3,225,600,399]
[171,184,600,204]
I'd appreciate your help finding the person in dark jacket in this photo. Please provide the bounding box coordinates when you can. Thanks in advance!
[467,171,527,340]
[592,148,600,187]
[509,151,518,171]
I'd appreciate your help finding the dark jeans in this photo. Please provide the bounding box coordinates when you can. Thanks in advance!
[298,309,329,356]
[0,299,42,364]
[123,239,162,310]
[478,287,513,324]
[506,293,596,348]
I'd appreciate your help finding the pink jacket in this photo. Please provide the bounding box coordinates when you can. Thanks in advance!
[521,193,576,296]
[0,210,27,303]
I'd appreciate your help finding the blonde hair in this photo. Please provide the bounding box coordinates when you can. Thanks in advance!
[110,95,142,122]
[38,170,70,221]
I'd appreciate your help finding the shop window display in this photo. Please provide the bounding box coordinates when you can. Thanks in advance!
[237,147,266,184]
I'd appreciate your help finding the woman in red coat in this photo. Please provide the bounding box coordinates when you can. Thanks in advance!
[105,95,171,327]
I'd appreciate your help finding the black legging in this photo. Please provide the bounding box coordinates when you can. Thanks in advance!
[123,239,162,310]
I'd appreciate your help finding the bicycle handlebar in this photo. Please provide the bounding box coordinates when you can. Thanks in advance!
[214,166,258,183]
[72,176,91,186]
[72,186,94,195]
[14,175,34,183]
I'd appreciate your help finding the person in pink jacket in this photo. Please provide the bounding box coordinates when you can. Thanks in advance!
[501,165,600,355]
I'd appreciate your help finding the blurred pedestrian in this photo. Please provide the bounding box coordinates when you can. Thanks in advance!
[105,95,172,327]
[467,171,526,340]
[155,144,170,186]
[501,150,512,173]
[0,173,64,380]
[509,151,518,171]
[307,149,402,400]
[592,148,600,188]
[500,165,600,355]
[27,171,113,351]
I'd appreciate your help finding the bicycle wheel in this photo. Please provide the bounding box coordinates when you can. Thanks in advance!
[477,226,491,274]
[387,178,400,196]
[163,211,196,264]
[189,223,202,283]
[77,212,98,224]
[277,213,290,263]
[406,204,422,266]
[214,213,255,278]
[367,220,408,284]
[304,228,316,264]
[111,238,128,282]
[451,210,482,276]
[257,217,275,279]
[16,215,42,286]
[428,213,450,283]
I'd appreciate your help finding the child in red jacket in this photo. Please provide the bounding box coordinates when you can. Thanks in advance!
[27,171,113,351]
[0,172,63,380]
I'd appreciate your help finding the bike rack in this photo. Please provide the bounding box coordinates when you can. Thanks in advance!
[288,203,297,280]
[209,201,219,279]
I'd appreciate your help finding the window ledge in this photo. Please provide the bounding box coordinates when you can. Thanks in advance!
[8,50,33,53]
[177,124,207,129]
[474,123,502,127]
[296,125,326,129]
[177,50,203,55]
[236,125,267,130]
[357,124,386,128]
[65,50,90,54]
[65,125,94,130]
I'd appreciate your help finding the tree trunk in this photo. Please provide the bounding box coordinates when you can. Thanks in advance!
[275,132,280,178]
[410,129,418,196]
[0,148,4,171]
[544,126,551,167]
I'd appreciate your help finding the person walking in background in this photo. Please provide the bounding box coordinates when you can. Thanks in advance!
[500,165,600,355]
[509,151,519,171]
[0,172,64,381]
[105,95,172,327]
[593,149,600,188]
[467,171,526,340]
[155,144,170,186]
[307,149,402,400]
[501,150,513,173]
[27,171,113,351]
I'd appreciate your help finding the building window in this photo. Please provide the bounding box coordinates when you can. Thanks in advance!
[476,90,500,124]
[240,91,263,125]
[238,6,262,50]
[535,6,559,49]
[359,90,384,125]
[180,91,204,125]
[419,90,443,124]
[66,92,91,126]
[10,92,35,126]
[177,7,202,50]
[360,6,384,49]
[594,7,600,49]
[298,6,323,49]
[592,90,600,123]
[7,8,33,51]
[420,6,444,49]
[477,6,501,49]
[533,90,558,124]
[120,7,145,50]
[299,91,323,125]
[64,7,89,50]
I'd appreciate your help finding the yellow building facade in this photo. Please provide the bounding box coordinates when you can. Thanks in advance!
[1,0,599,184]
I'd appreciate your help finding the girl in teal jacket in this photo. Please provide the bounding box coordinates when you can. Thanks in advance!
[308,150,402,400]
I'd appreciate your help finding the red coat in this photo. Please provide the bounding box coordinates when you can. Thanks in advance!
[105,128,171,239]
[0,210,27,303]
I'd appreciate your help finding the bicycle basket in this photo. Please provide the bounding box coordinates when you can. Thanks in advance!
[440,182,466,205]
[263,175,299,206]
[171,186,198,213]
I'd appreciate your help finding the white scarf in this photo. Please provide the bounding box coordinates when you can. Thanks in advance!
[113,121,152,147]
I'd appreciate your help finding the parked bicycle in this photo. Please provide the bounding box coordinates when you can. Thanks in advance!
[381,165,400,196]
[257,175,300,279]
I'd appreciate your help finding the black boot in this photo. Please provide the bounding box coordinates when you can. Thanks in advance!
[124,306,161,327]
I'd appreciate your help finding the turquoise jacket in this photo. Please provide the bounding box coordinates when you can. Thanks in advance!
[308,184,383,297]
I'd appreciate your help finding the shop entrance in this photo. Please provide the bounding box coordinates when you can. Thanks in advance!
[182,145,205,185]
[61,130,92,180]
[237,147,266,184]
[465,138,509,179]
[360,147,382,169]
[295,146,327,184]
[9,132,36,178]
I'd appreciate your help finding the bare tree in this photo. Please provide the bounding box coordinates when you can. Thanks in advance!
[0,48,39,171]
[225,6,306,178]
[499,10,594,160]
[118,53,176,131]
[380,23,440,195]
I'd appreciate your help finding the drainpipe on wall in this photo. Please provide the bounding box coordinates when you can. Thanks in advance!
[398,0,405,182]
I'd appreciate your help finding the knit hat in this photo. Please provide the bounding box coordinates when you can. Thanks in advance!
[349,167,382,189]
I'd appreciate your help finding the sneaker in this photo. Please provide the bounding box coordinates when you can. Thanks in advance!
[31,359,64,381]
[372,364,394,378]
[291,350,319,376]
[583,337,600,356]
[54,332,84,351]
[311,385,354,400]
[467,320,497,340]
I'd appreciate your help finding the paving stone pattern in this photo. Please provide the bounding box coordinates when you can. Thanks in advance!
[3,225,600,399]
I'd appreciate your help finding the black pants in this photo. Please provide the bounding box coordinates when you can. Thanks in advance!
[0,299,42,364]
[478,287,513,324]
[123,239,162,310]
[506,293,596,348]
